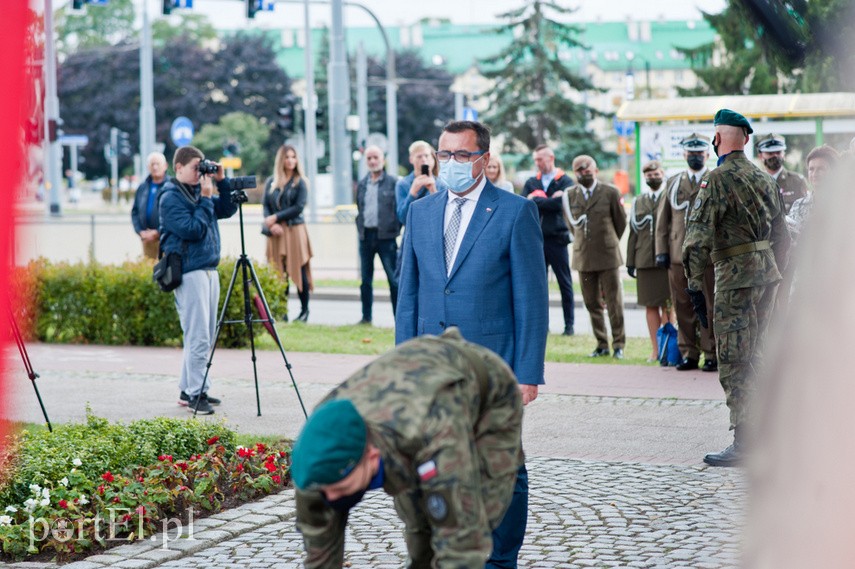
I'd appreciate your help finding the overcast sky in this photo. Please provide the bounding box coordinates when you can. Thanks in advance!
[127,0,728,29]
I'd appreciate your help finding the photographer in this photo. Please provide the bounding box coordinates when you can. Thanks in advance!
[159,145,238,415]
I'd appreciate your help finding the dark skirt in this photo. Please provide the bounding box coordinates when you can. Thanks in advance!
[637,267,671,307]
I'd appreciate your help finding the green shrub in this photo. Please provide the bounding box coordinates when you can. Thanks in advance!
[0,412,235,508]
[11,258,286,348]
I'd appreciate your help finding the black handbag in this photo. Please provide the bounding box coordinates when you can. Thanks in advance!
[153,250,182,292]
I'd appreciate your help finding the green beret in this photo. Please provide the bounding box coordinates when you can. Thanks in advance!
[713,109,753,134]
[291,399,367,490]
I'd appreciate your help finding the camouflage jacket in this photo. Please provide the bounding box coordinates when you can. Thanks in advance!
[682,152,790,292]
[295,328,524,569]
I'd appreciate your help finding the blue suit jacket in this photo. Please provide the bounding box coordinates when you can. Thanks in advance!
[395,181,549,385]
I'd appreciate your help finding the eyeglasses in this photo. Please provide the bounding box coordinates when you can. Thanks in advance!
[436,150,485,163]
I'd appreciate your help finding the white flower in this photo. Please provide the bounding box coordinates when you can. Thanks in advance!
[78,495,89,505]
[23,498,37,512]
[0,515,12,526]
[59,477,69,487]
[72,458,82,467]
[39,498,49,507]
[41,488,50,500]
[29,484,41,494]
[4,506,17,513]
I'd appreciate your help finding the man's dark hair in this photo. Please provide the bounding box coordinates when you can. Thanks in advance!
[443,121,491,152]
[173,145,204,169]
[806,144,840,167]
[533,144,551,153]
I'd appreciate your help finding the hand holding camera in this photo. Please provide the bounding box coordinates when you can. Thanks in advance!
[197,159,225,182]
[412,164,437,196]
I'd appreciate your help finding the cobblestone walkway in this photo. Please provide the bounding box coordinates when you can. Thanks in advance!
[48,456,745,569]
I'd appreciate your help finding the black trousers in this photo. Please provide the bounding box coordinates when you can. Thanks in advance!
[543,238,574,329]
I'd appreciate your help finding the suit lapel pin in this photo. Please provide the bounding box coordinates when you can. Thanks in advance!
[486,207,492,212]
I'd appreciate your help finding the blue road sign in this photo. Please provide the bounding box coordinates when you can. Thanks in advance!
[613,118,635,137]
[462,107,478,122]
[170,117,194,147]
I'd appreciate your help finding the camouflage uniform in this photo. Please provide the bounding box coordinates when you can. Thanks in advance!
[295,328,524,569]
[682,151,790,429]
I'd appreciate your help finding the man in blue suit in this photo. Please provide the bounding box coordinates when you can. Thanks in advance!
[396,120,549,568]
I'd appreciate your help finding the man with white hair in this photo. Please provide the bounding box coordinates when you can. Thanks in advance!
[354,145,400,324]
[683,109,790,467]
[131,152,170,259]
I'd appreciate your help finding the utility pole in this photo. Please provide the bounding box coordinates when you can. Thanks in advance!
[110,127,119,205]
[139,0,156,162]
[303,0,319,221]
[355,42,368,180]
[328,0,352,205]
[43,0,63,217]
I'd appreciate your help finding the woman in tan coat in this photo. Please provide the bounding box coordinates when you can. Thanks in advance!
[262,144,313,322]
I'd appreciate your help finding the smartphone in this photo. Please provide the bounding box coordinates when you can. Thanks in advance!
[421,164,430,176]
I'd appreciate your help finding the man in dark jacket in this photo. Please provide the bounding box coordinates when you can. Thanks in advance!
[131,152,169,259]
[159,146,238,415]
[522,144,576,335]
[355,145,400,324]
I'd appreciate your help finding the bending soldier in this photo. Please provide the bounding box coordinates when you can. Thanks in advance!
[292,328,524,568]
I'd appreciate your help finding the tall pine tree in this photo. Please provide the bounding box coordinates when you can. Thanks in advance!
[479,1,610,168]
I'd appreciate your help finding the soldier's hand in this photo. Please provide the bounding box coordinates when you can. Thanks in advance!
[627,266,636,278]
[655,254,670,269]
[519,384,538,406]
[685,288,709,329]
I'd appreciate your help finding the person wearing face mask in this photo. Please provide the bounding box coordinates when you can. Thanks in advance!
[683,109,790,467]
[655,133,717,372]
[756,133,807,215]
[627,161,674,362]
[396,120,548,569]
[292,328,523,569]
[561,155,628,359]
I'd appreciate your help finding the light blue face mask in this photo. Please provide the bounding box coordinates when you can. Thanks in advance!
[440,155,485,193]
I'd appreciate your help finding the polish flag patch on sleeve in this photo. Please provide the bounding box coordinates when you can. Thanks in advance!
[417,460,438,482]
[700,180,708,189]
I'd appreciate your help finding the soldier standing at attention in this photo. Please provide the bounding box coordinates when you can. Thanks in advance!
[683,109,790,467]
[756,133,808,214]
[291,328,523,568]
[627,160,673,362]
[561,155,628,359]
[655,134,717,372]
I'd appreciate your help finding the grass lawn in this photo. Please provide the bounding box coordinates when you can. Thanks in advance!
[255,322,657,366]
[315,278,638,297]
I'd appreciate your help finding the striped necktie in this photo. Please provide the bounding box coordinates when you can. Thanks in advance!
[444,198,466,271]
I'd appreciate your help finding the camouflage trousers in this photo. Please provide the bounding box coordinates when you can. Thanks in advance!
[714,283,778,429]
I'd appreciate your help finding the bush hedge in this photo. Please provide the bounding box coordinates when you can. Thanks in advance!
[12,258,287,348]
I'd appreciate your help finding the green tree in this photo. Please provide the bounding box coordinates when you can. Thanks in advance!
[56,0,136,55]
[479,0,611,168]
[192,112,271,176]
[152,13,217,47]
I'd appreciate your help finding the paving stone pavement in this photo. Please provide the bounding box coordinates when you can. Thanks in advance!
[32,457,745,569]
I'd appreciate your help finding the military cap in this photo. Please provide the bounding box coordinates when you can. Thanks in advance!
[290,399,367,490]
[755,133,787,152]
[713,109,753,134]
[680,132,711,151]
[642,160,662,173]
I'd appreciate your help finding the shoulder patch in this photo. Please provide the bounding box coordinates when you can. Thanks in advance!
[700,180,708,189]
[694,197,703,210]
[426,493,448,522]
[417,460,438,482]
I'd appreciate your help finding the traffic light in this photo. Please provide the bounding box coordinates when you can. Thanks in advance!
[246,0,259,19]
[278,99,295,132]
[118,131,131,157]
[315,107,325,131]
[223,141,240,156]
[162,0,174,15]
[70,0,86,13]
[48,118,64,143]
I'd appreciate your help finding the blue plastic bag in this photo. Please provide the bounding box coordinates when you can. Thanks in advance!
[657,322,681,366]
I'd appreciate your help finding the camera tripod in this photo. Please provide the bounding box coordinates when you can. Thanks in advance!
[193,190,307,419]
[8,306,52,431]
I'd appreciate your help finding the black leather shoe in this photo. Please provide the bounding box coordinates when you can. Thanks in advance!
[295,309,309,323]
[676,357,699,371]
[613,348,624,360]
[702,359,718,372]
[589,347,610,357]
[703,441,743,467]
[562,326,574,336]
[356,319,372,325]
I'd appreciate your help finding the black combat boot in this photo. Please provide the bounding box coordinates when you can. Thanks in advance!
[703,427,744,467]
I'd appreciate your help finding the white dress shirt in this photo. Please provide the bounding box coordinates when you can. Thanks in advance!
[443,176,487,275]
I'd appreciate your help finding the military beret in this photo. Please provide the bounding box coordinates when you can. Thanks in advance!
[713,109,753,134]
[290,399,367,490]
[756,133,787,152]
[642,160,662,173]
[680,132,711,150]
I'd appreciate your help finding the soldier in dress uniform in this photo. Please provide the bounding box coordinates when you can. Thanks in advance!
[756,133,808,214]
[655,133,717,372]
[292,328,524,568]
[627,161,673,362]
[683,109,790,467]
[561,155,628,359]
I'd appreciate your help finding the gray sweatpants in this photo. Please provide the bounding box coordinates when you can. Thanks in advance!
[174,269,220,398]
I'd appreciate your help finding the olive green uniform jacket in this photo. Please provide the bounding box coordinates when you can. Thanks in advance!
[295,328,524,569]
[561,181,627,272]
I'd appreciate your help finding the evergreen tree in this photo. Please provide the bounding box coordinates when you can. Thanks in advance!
[479,0,611,168]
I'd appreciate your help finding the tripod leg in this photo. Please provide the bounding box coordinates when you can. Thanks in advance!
[247,259,308,419]
[9,309,52,431]
[236,255,264,417]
